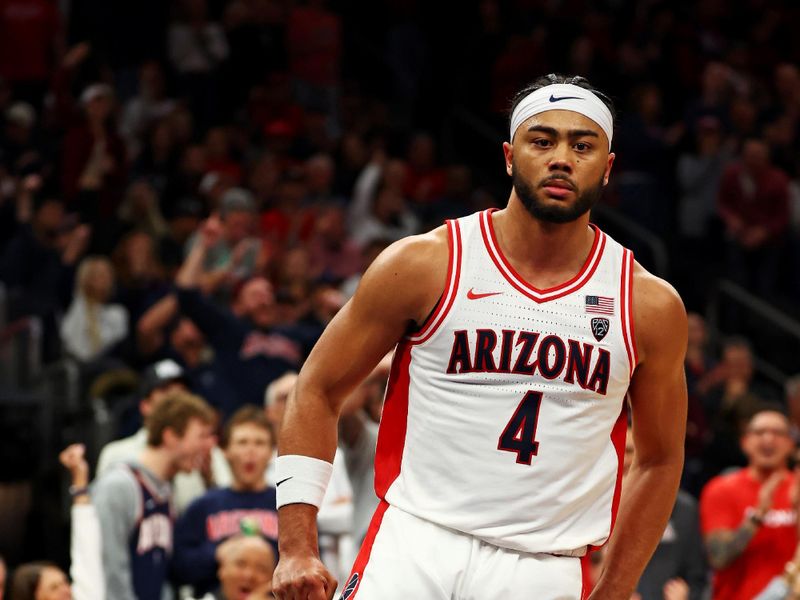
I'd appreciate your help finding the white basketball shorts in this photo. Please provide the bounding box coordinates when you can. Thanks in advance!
[339,501,591,600]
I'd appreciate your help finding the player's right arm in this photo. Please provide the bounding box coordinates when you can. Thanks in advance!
[272,228,448,600]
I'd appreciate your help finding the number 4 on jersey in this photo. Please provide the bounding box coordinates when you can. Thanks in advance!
[498,391,543,465]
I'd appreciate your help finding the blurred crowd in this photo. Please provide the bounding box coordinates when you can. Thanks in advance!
[1,0,800,599]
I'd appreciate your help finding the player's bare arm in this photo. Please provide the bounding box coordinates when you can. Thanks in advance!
[271,228,448,600]
[590,263,688,600]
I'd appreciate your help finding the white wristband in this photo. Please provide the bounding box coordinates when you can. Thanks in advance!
[275,455,333,509]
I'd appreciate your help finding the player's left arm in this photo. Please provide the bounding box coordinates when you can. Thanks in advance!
[589,263,688,600]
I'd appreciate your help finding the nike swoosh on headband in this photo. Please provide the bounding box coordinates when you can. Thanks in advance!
[276,477,293,487]
[549,95,583,102]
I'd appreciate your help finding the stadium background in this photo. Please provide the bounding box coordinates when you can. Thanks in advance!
[0,0,799,591]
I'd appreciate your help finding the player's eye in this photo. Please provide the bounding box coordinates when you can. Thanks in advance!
[532,138,552,148]
[574,142,591,152]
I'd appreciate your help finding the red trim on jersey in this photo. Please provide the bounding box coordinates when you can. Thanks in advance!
[580,552,593,600]
[619,249,638,376]
[407,219,462,344]
[479,209,606,303]
[625,251,638,368]
[341,500,390,599]
[608,402,629,534]
[373,341,412,498]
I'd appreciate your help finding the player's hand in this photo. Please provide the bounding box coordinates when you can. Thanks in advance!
[272,554,337,600]
[756,471,784,518]
[662,578,689,600]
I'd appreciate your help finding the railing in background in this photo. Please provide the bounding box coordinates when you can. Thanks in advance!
[706,279,800,388]
[592,204,670,278]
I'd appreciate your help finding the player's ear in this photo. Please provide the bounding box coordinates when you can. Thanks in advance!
[503,141,513,177]
[603,152,616,186]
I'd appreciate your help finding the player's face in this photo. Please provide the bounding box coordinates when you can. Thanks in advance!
[219,543,274,600]
[225,423,273,491]
[741,412,793,471]
[34,567,71,600]
[174,418,216,473]
[503,109,615,223]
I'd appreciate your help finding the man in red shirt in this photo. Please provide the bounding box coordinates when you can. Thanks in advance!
[700,409,798,600]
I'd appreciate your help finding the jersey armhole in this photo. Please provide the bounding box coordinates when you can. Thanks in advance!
[619,249,638,378]
[405,219,462,345]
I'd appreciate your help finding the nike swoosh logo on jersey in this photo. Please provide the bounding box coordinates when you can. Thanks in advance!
[549,94,582,102]
[467,288,502,300]
[276,477,293,487]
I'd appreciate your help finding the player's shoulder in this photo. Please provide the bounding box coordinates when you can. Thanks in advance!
[357,226,449,296]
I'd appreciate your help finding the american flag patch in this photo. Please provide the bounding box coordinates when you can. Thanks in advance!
[585,295,614,315]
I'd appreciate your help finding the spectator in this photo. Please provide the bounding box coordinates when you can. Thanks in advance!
[0,196,89,319]
[717,138,790,296]
[0,0,61,108]
[119,61,176,159]
[9,563,70,600]
[286,0,342,134]
[305,205,361,282]
[191,535,275,600]
[58,444,104,600]
[625,426,707,600]
[96,358,232,513]
[338,353,391,543]
[674,116,733,307]
[60,256,128,363]
[261,371,353,582]
[700,409,798,600]
[262,371,298,484]
[787,376,800,443]
[349,158,420,246]
[92,390,216,600]
[703,337,771,477]
[167,0,228,127]
[60,83,127,236]
[175,219,306,410]
[173,406,278,595]
[184,189,260,299]
[117,181,168,240]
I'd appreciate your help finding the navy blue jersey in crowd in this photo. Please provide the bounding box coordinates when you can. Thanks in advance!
[127,464,173,600]
[176,288,312,412]
[172,486,278,595]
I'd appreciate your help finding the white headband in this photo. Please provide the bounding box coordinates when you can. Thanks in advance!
[509,83,614,150]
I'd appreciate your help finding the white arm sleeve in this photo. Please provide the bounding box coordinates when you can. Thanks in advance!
[70,504,105,600]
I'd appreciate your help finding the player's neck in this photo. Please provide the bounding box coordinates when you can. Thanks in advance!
[139,446,177,482]
[492,201,595,285]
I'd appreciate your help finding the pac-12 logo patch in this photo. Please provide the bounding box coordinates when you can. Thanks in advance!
[340,572,359,599]
[591,318,610,342]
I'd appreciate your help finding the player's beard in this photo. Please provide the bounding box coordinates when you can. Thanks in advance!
[512,161,605,224]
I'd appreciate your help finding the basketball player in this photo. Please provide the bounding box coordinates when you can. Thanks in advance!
[272,74,688,600]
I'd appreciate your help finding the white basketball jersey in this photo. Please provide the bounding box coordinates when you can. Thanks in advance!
[374,209,637,556]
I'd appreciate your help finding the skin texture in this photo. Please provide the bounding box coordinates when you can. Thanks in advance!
[272,107,687,600]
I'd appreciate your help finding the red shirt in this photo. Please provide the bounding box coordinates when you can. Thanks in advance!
[699,468,797,600]
[0,0,59,82]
